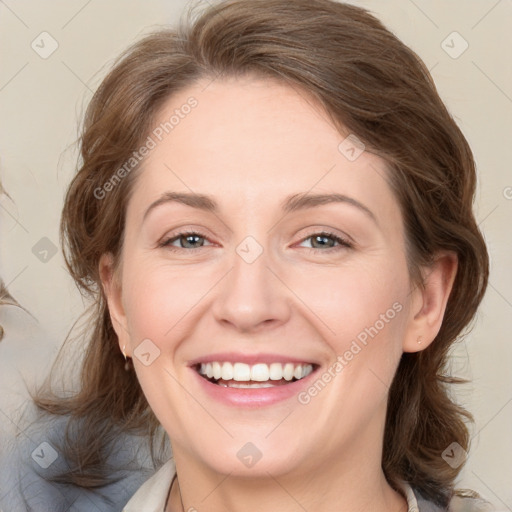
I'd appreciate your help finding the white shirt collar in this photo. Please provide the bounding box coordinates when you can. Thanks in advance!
[123,459,175,512]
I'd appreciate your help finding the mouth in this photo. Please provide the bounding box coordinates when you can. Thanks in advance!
[194,361,317,389]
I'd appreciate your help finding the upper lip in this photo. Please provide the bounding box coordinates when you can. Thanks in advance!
[188,352,319,367]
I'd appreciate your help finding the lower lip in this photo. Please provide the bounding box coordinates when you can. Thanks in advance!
[191,367,318,407]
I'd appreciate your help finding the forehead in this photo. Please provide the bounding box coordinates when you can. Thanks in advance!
[128,75,398,221]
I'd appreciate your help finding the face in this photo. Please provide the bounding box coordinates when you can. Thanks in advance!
[103,75,429,479]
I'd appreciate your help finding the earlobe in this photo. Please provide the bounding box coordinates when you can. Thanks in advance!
[403,251,458,353]
[98,253,131,355]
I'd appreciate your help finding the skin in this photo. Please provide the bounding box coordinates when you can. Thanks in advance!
[100,75,457,512]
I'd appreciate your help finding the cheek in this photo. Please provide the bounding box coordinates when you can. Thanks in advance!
[121,260,215,346]
[123,273,168,341]
[295,262,409,412]
[289,259,408,346]
[120,262,202,429]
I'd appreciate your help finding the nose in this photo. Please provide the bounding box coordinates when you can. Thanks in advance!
[211,240,292,334]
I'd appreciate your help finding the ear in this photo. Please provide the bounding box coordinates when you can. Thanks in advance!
[99,252,131,357]
[402,251,458,353]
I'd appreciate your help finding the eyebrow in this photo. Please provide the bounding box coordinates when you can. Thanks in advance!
[142,191,377,224]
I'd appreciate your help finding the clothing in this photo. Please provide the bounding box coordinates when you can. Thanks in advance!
[123,459,495,512]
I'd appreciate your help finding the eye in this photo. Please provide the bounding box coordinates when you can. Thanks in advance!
[158,231,212,251]
[158,230,352,253]
[297,231,352,252]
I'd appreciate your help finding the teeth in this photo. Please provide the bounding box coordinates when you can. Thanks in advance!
[250,363,269,382]
[219,381,276,388]
[269,363,283,380]
[233,363,251,381]
[221,362,233,380]
[283,363,294,381]
[212,362,222,380]
[198,361,314,382]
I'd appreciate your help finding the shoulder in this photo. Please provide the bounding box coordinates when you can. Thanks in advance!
[0,415,156,511]
[123,458,176,512]
[446,494,496,512]
[415,489,496,512]
[400,482,496,512]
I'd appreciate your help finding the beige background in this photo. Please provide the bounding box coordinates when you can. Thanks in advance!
[0,0,511,508]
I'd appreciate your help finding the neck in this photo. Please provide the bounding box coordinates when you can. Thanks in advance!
[166,432,408,512]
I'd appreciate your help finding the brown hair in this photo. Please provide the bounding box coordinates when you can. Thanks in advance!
[34,0,489,506]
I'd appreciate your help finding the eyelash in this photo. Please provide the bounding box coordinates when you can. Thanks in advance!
[158,230,353,253]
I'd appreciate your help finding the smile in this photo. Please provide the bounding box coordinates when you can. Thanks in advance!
[196,361,315,388]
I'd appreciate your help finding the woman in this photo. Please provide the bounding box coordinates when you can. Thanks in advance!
[24,0,492,510]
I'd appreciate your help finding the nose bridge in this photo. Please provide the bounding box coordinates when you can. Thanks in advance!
[212,233,290,331]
